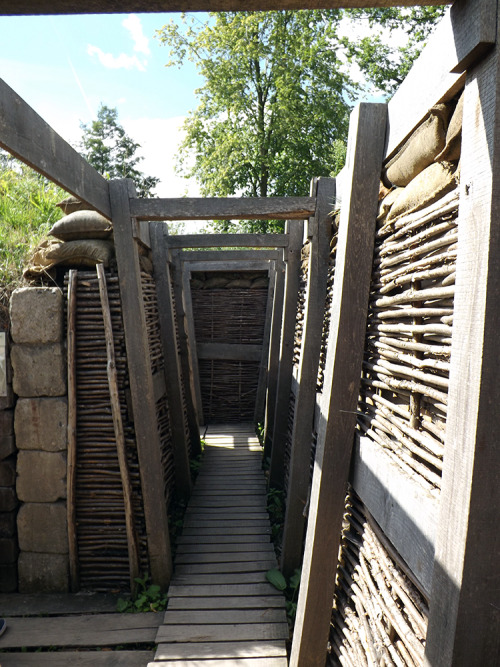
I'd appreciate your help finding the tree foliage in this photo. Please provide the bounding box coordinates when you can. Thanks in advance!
[157,8,445,232]
[79,104,160,198]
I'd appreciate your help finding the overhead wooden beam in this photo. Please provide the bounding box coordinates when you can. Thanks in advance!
[130,197,314,221]
[290,102,387,667]
[167,234,289,249]
[184,260,273,273]
[0,1,451,15]
[180,250,280,262]
[424,20,500,664]
[0,77,111,218]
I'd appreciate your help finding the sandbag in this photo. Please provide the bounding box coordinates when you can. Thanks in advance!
[377,187,401,223]
[383,104,450,188]
[385,162,459,223]
[55,196,90,215]
[435,91,464,163]
[49,210,113,241]
[46,240,115,268]
[23,239,63,279]
[190,279,205,290]
[226,279,252,288]
[204,277,229,289]
[250,277,269,289]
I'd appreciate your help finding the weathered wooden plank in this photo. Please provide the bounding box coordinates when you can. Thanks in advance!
[255,260,280,423]
[180,250,280,262]
[173,571,268,584]
[386,0,491,158]
[0,1,453,16]
[174,560,276,574]
[151,659,288,667]
[0,77,111,217]
[181,262,204,425]
[0,593,119,617]
[163,609,287,625]
[110,179,172,588]
[0,652,154,667]
[168,583,281,598]
[151,222,196,487]
[290,102,388,667]
[183,519,269,529]
[196,342,263,362]
[167,234,289,249]
[279,177,336,577]
[154,639,286,660]
[130,196,314,221]
[1,613,160,648]
[156,622,289,643]
[176,534,270,546]
[424,30,500,666]
[175,551,274,564]
[351,434,438,597]
[176,542,273,553]
[180,526,271,536]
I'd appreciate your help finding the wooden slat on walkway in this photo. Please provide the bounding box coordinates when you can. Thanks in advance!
[150,423,289,666]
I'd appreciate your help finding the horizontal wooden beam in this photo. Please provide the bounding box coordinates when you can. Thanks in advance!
[197,343,263,362]
[130,197,315,221]
[351,434,438,598]
[179,250,280,262]
[167,234,289,249]
[185,260,272,273]
[0,1,452,15]
[0,77,111,218]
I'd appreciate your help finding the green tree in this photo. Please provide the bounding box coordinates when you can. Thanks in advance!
[157,8,444,233]
[79,104,160,198]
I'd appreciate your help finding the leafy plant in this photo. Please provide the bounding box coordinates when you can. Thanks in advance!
[116,574,167,613]
[266,567,302,625]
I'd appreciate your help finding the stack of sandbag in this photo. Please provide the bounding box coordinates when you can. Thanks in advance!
[24,197,114,280]
[190,271,268,290]
[378,91,463,226]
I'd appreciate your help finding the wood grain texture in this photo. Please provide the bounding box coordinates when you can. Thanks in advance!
[110,179,172,588]
[290,102,388,667]
[255,261,279,423]
[180,250,279,262]
[151,660,287,667]
[156,622,289,643]
[0,77,111,217]
[181,263,204,424]
[167,234,288,249]
[154,640,287,660]
[424,27,500,666]
[0,1,452,15]
[0,652,154,667]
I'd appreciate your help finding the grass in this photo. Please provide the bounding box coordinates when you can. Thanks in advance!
[0,157,66,326]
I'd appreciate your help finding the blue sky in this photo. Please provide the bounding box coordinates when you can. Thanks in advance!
[0,13,204,197]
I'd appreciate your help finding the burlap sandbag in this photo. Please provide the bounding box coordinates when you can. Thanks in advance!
[383,104,450,188]
[250,277,269,289]
[204,277,229,289]
[49,210,113,241]
[435,91,464,163]
[23,238,63,279]
[386,162,459,223]
[46,240,115,268]
[226,279,252,288]
[55,196,90,215]
[190,278,205,290]
[377,187,401,223]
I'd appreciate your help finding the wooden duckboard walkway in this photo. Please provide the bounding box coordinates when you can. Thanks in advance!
[150,423,289,666]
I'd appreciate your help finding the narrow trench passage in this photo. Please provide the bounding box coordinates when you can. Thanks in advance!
[150,423,289,665]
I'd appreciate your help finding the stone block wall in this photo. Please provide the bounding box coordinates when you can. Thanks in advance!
[10,287,69,593]
[0,334,18,593]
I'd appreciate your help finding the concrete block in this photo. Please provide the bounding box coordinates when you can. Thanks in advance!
[0,563,17,593]
[11,344,66,397]
[17,451,66,502]
[17,502,68,554]
[0,434,16,461]
[0,458,16,486]
[15,398,67,451]
[0,536,18,564]
[0,509,17,537]
[10,287,63,344]
[0,487,18,512]
[18,552,68,593]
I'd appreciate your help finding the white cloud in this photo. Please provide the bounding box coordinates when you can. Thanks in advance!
[87,44,147,71]
[122,14,150,56]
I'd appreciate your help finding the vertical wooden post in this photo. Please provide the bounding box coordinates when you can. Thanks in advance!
[150,222,194,496]
[110,179,172,588]
[266,221,304,464]
[262,251,286,444]
[254,259,280,425]
[424,25,500,666]
[169,248,202,444]
[279,177,335,577]
[181,263,204,426]
[289,102,387,666]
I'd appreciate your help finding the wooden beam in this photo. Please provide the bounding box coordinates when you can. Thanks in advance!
[109,178,172,589]
[181,263,204,426]
[385,0,497,159]
[167,234,289,249]
[180,250,280,262]
[289,102,388,667]
[254,261,279,424]
[184,260,272,273]
[424,24,500,665]
[0,77,111,218]
[197,343,263,362]
[279,177,335,577]
[150,222,194,494]
[266,222,303,463]
[351,434,437,598]
[130,197,314,221]
[0,1,453,15]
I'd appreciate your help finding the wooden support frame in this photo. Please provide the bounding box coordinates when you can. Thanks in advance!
[278,177,335,578]
[181,263,204,426]
[423,18,500,664]
[110,179,172,589]
[266,222,304,461]
[150,222,195,491]
[289,102,388,666]
[180,250,280,263]
[167,234,289,249]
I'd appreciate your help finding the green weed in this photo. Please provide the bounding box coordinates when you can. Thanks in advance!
[116,574,167,613]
